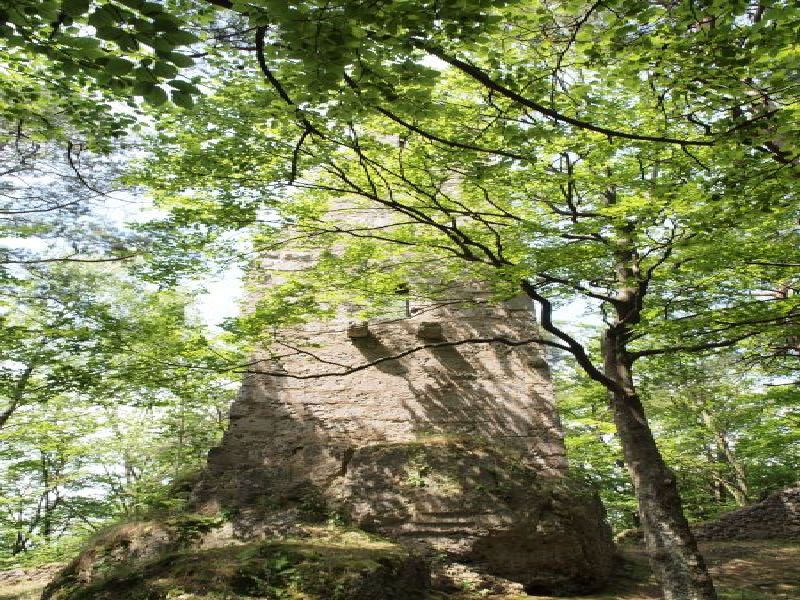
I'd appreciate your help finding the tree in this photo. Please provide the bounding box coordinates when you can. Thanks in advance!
[554,352,638,530]
[0,378,233,563]
[0,0,239,566]
[0,394,108,557]
[0,262,237,427]
[0,0,215,276]
[558,350,800,529]
[638,354,800,517]
[136,60,798,600]
[0,0,204,117]
[0,262,237,563]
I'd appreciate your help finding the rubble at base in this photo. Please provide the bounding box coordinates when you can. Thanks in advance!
[694,485,800,541]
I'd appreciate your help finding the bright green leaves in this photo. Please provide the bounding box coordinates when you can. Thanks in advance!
[0,0,201,113]
[238,0,515,108]
[126,0,797,364]
[0,262,238,561]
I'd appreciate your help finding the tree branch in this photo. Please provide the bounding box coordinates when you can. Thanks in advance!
[415,41,714,147]
[241,334,569,378]
[630,334,755,360]
[342,72,530,161]
[520,280,621,392]
[2,253,136,265]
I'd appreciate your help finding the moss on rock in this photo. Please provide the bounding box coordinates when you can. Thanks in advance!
[43,525,429,600]
[335,441,614,594]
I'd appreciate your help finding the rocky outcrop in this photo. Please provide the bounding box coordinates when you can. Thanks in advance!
[336,441,614,593]
[42,522,429,600]
[694,485,800,541]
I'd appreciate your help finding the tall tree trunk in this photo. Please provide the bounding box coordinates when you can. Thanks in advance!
[40,451,51,541]
[12,530,26,555]
[708,447,726,504]
[604,330,717,600]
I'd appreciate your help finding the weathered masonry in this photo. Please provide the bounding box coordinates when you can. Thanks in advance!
[193,248,615,593]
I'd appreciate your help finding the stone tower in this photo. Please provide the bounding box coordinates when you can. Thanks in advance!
[192,241,615,593]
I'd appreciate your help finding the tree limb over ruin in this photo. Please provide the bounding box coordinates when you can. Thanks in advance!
[240,334,568,379]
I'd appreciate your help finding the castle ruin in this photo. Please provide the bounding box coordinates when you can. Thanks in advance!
[192,246,615,593]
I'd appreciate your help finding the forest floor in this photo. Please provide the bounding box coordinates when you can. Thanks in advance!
[0,562,62,600]
[0,539,797,599]
[441,540,800,600]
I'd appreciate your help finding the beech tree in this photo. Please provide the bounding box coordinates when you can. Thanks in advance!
[0,263,236,562]
[0,264,231,427]
[560,352,800,528]
[638,356,800,514]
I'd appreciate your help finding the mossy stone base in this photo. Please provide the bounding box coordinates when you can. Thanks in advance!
[333,440,615,594]
[43,526,428,600]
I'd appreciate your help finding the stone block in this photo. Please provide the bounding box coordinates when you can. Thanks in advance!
[346,321,371,338]
[417,321,444,340]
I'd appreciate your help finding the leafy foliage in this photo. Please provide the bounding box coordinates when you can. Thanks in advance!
[559,350,800,530]
[0,0,205,117]
[0,264,237,565]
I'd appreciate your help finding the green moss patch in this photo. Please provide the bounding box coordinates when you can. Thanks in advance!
[46,526,428,600]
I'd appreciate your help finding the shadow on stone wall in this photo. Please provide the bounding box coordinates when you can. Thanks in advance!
[189,309,614,594]
[351,319,565,470]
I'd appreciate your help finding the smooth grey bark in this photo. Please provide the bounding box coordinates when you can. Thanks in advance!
[603,329,717,600]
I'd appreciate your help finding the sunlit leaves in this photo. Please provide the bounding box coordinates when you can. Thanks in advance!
[0,0,202,116]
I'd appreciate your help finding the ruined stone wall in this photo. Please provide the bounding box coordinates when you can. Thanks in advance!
[199,292,566,507]
[695,485,800,541]
[190,247,615,593]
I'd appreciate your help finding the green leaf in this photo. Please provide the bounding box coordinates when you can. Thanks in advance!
[61,0,91,17]
[151,61,178,79]
[132,80,155,95]
[171,89,194,109]
[105,57,135,76]
[144,85,168,106]
[118,0,145,9]
[95,26,125,41]
[152,13,181,31]
[163,30,199,46]
[115,33,139,51]
[140,1,165,15]
[88,7,117,28]
[165,52,194,68]
[168,79,199,94]
[150,36,173,53]
[65,36,101,50]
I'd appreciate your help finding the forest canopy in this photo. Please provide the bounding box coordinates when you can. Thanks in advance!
[0,2,798,600]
